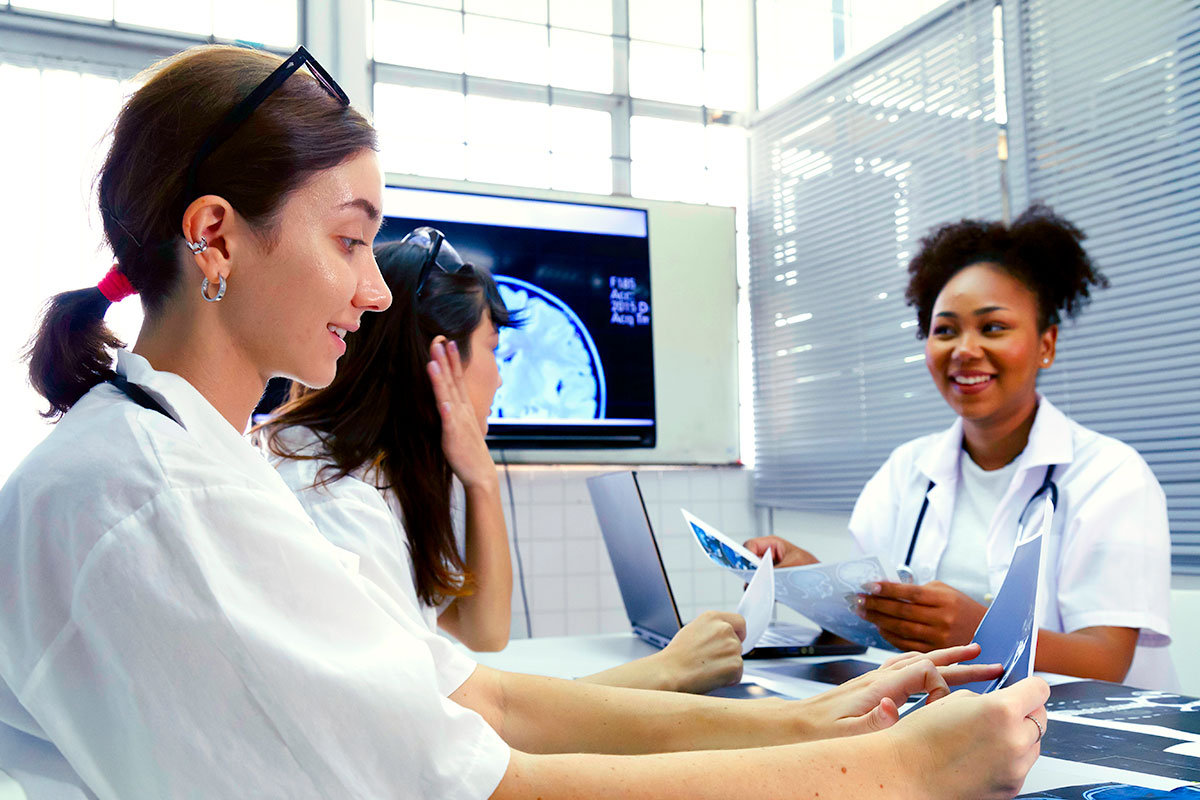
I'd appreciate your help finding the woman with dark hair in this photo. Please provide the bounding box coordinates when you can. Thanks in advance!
[746,205,1173,689]
[264,228,748,693]
[0,44,1049,798]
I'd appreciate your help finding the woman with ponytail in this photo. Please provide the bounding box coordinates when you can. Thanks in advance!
[0,45,1049,800]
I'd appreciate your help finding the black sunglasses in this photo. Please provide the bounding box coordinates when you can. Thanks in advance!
[403,227,468,297]
[182,46,349,205]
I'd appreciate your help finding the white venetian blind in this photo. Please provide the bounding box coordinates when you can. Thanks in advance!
[749,0,1003,510]
[1005,0,1200,572]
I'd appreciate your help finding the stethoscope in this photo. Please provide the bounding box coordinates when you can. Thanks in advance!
[896,463,1058,584]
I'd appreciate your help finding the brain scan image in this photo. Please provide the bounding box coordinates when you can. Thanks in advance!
[836,559,886,590]
[782,570,834,602]
[491,276,607,421]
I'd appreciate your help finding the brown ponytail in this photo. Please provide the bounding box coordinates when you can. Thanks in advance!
[25,44,377,419]
[25,288,125,418]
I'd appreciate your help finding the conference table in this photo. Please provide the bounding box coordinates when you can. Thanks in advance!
[471,632,1200,796]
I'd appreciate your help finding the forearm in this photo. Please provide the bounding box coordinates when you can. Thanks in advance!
[1033,626,1138,682]
[577,651,678,692]
[455,664,815,755]
[441,478,512,651]
[493,734,916,800]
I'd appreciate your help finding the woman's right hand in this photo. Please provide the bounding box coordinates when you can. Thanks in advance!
[427,338,498,491]
[887,677,1049,799]
[657,611,746,694]
[743,536,819,567]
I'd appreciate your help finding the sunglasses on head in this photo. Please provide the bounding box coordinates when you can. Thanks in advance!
[401,227,469,297]
[182,46,349,206]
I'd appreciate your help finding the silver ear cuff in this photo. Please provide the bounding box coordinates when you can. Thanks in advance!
[201,274,226,303]
[186,236,209,255]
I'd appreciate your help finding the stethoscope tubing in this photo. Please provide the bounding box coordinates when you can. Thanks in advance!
[902,463,1058,576]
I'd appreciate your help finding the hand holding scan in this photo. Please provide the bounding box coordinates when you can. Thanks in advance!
[857,580,988,652]
[656,611,746,694]
[885,676,1049,800]
[742,536,819,567]
[795,643,1003,739]
[427,338,498,491]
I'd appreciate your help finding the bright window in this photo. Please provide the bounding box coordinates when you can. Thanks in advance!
[704,124,747,208]
[549,0,611,34]
[629,41,703,106]
[549,155,611,195]
[12,0,109,21]
[465,96,551,188]
[464,0,545,24]
[628,0,702,48]
[464,14,549,85]
[756,0,946,110]
[375,83,467,180]
[704,50,749,111]
[549,105,611,157]
[702,0,751,53]
[15,0,299,47]
[630,116,706,202]
[212,0,300,48]
[374,2,464,72]
[0,63,142,483]
[549,29,613,93]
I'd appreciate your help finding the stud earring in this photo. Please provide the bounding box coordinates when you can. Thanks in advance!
[186,236,208,255]
[201,274,226,303]
[1042,358,1050,364]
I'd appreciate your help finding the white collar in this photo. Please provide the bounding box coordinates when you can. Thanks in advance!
[915,393,1074,485]
[115,349,282,487]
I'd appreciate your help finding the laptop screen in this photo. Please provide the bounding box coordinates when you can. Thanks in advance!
[587,471,682,641]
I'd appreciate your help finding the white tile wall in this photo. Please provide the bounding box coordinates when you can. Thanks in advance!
[500,465,760,639]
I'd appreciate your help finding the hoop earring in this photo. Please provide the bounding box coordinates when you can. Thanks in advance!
[186,236,209,255]
[201,274,226,303]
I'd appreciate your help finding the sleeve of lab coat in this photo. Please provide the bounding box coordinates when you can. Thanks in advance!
[1055,452,1172,642]
[22,485,510,800]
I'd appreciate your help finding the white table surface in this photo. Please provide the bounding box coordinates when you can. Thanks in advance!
[469,632,1197,795]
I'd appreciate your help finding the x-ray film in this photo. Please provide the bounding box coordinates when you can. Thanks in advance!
[956,495,1053,694]
[681,509,897,650]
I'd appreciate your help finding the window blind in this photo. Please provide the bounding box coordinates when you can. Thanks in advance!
[748,0,1003,511]
[1004,0,1200,572]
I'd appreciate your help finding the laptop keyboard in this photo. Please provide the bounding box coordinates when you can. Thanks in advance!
[756,624,820,647]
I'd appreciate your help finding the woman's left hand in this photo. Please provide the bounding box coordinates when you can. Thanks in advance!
[857,580,988,652]
[794,643,1002,739]
[427,338,497,491]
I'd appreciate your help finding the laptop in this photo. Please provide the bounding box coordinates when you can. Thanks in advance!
[587,471,866,660]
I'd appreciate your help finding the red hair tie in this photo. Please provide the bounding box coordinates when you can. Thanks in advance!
[97,264,136,303]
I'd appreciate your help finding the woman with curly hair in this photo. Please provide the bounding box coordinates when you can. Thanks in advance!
[747,205,1174,689]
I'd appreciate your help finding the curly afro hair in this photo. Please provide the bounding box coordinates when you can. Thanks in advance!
[904,204,1109,338]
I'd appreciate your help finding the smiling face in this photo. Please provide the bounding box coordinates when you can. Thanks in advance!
[460,310,502,434]
[925,262,1057,432]
[226,149,392,388]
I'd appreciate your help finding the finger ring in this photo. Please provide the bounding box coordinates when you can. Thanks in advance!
[1025,713,1044,743]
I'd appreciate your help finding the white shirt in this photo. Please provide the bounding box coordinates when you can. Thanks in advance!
[266,427,466,634]
[0,351,510,799]
[937,456,1020,604]
[849,395,1175,690]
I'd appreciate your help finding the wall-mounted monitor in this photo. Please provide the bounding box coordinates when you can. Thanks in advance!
[379,186,656,449]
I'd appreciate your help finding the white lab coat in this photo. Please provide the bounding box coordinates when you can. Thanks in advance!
[0,351,510,799]
[848,395,1175,689]
[266,426,466,635]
